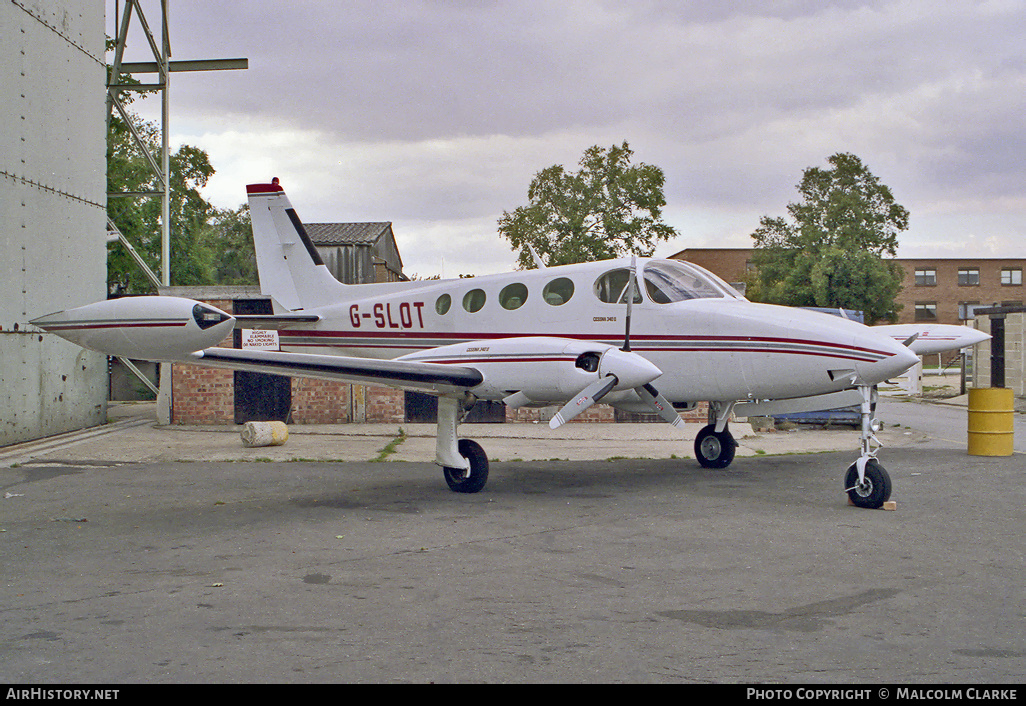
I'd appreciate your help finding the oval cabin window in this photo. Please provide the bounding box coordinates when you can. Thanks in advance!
[499,283,528,310]
[542,277,574,306]
[435,293,451,315]
[462,288,487,313]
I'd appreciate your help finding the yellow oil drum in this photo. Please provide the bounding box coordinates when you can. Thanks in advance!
[967,388,1014,456]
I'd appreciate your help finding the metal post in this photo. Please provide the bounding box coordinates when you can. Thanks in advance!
[161,0,170,288]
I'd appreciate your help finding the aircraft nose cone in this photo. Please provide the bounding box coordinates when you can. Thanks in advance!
[855,334,921,385]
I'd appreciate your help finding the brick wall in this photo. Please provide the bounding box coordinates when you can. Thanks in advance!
[171,297,235,424]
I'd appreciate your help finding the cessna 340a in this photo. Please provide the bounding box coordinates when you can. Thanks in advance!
[32,179,924,508]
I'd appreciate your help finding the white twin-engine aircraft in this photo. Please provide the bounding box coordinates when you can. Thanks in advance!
[34,179,928,508]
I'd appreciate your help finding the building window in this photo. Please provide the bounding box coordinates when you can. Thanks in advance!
[915,302,937,321]
[915,269,937,286]
[1001,268,1022,286]
[959,301,980,320]
[958,268,980,286]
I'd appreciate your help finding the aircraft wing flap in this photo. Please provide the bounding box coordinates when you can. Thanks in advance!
[189,348,484,395]
[733,389,864,417]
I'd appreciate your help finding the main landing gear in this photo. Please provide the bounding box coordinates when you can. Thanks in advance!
[443,439,489,494]
[695,425,736,468]
[695,401,737,469]
[436,395,489,494]
[844,385,892,509]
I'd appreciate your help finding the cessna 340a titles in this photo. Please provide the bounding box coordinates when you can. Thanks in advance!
[33,178,929,508]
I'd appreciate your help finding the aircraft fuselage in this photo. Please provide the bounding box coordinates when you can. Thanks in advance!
[270,258,917,406]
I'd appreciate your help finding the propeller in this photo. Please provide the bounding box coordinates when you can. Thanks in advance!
[548,257,687,431]
[550,257,667,429]
[636,383,685,428]
[548,375,618,429]
[623,256,636,352]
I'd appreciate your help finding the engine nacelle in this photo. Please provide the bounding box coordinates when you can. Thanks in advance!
[31,296,235,361]
[399,336,660,404]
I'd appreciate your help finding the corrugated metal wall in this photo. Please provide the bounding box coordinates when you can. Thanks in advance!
[1,0,108,445]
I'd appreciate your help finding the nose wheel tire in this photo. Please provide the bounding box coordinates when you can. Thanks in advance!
[443,439,489,494]
[844,459,892,509]
[695,425,737,469]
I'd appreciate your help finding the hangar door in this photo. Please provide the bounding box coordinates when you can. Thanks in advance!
[233,299,291,423]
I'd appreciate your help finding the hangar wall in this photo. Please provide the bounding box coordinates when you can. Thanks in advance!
[1,1,108,445]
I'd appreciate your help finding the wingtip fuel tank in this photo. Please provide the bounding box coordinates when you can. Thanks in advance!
[31,296,235,361]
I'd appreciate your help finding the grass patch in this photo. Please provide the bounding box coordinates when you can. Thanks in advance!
[372,427,408,462]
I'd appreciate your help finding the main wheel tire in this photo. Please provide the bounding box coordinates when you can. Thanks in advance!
[844,459,892,509]
[443,439,489,494]
[694,425,736,469]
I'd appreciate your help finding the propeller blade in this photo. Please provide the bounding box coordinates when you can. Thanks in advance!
[623,256,637,352]
[636,383,684,428]
[549,375,618,429]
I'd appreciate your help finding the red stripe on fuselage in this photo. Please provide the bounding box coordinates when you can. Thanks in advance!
[276,330,892,362]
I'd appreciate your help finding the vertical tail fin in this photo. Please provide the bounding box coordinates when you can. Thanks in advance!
[247,179,346,312]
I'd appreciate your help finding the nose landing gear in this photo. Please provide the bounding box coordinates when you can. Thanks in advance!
[845,385,892,509]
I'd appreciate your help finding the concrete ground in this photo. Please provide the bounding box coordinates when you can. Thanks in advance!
[1,376,1023,683]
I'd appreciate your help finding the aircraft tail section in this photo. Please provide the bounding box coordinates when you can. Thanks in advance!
[247,179,347,312]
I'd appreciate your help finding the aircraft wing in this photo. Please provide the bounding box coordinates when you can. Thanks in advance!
[186,347,484,395]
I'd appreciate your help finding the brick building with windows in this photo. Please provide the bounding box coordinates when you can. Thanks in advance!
[672,248,1026,326]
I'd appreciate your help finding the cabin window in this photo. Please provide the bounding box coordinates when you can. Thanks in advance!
[594,269,643,304]
[499,283,529,310]
[462,288,486,313]
[542,277,574,306]
[435,293,451,315]
[643,260,733,302]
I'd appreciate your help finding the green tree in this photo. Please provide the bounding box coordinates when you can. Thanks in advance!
[107,109,221,294]
[498,142,678,268]
[106,103,256,293]
[749,153,908,324]
[207,204,258,285]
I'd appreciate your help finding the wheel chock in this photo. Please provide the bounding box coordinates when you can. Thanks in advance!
[847,498,897,510]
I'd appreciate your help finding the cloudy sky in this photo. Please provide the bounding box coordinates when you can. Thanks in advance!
[113,0,1025,277]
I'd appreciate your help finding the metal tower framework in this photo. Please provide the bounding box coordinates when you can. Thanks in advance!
[106,0,246,288]
[106,0,246,419]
